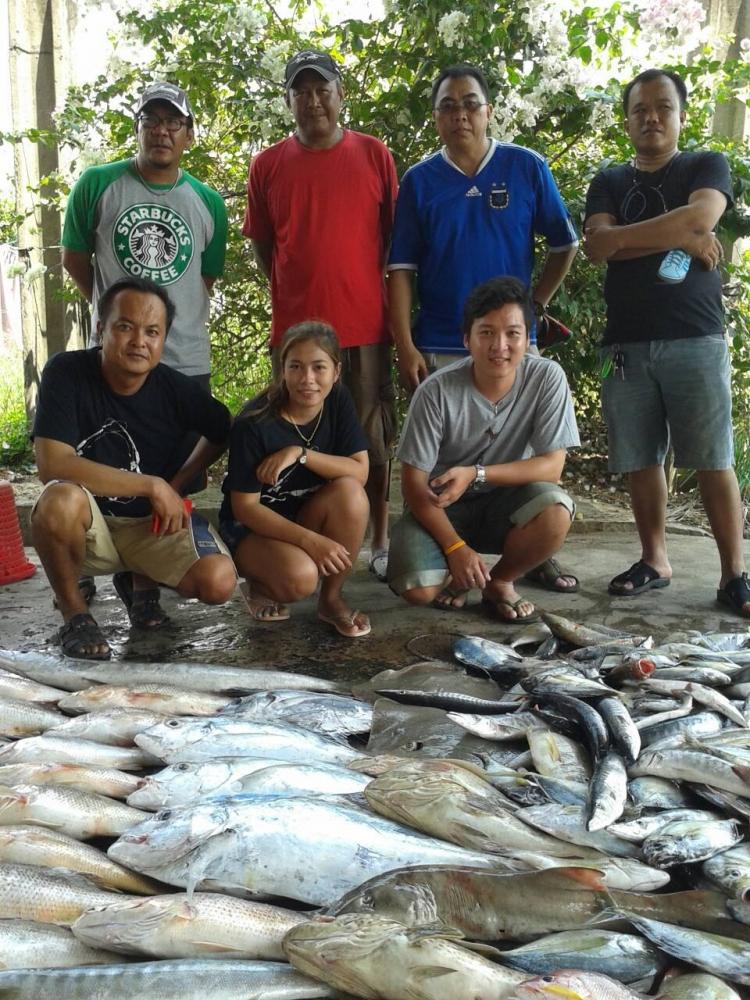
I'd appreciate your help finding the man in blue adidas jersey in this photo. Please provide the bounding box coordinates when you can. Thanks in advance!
[388,63,579,594]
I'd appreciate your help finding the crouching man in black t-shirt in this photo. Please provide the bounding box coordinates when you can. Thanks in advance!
[584,68,749,618]
[31,276,237,659]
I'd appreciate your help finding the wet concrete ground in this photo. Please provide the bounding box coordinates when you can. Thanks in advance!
[2,524,748,687]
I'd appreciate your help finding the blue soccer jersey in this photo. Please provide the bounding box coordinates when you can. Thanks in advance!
[388,140,578,352]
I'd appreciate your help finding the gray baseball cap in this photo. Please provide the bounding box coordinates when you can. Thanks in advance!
[135,82,194,120]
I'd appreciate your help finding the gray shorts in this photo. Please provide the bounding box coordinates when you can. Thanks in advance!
[386,482,575,596]
[601,336,734,474]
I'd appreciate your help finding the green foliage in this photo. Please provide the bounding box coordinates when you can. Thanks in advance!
[7,1,750,424]
[0,353,32,466]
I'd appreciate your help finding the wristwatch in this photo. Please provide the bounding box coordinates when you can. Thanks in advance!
[299,446,308,465]
[473,464,486,487]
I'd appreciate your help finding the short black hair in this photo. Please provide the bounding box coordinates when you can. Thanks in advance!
[462,276,533,337]
[622,69,687,113]
[431,64,490,107]
[98,277,176,334]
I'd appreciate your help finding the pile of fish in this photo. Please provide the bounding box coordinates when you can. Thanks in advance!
[0,614,749,999]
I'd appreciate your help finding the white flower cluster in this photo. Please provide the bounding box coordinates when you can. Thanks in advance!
[740,37,750,63]
[638,0,707,57]
[437,11,469,48]
[259,43,288,84]
[224,5,264,43]
[9,262,49,284]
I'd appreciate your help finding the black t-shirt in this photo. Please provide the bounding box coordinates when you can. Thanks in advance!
[220,384,368,522]
[33,349,231,517]
[584,150,732,344]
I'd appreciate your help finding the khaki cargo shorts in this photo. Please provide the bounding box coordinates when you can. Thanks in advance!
[33,482,230,589]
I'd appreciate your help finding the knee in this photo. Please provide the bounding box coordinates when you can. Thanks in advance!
[401,586,436,607]
[193,559,238,605]
[32,483,88,536]
[329,476,369,518]
[531,502,573,537]
[278,562,319,602]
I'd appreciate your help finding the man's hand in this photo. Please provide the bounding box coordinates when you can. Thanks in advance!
[446,543,491,592]
[682,231,723,269]
[256,446,303,486]
[300,533,352,577]
[150,478,190,535]
[397,345,429,391]
[428,466,476,507]
[583,225,621,263]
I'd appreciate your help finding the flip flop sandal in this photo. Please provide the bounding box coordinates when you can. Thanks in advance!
[431,587,469,611]
[52,575,97,610]
[58,613,111,660]
[239,581,290,622]
[524,558,579,593]
[318,610,372,638]
[113,572,170,629]
[717,573,750,618]
[368,549,389,582]
[609,560,670,597]
[481,596,540,624]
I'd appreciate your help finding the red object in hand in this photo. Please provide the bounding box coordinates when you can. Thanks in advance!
[151,498,193,534]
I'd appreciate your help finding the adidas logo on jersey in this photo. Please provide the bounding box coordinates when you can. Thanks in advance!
[465,185,481,197]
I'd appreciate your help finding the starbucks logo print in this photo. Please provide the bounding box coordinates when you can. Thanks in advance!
[113,203,194,285]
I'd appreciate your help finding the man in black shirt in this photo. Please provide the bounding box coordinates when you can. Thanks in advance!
[584,68,749,617]
[32,277,237,658]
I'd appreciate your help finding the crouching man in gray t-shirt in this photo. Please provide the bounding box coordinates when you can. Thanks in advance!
[386,276,580,623]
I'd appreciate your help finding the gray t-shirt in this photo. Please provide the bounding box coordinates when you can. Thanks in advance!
[398,354,579,485]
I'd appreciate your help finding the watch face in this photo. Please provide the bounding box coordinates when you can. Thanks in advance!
[299,453,307,464]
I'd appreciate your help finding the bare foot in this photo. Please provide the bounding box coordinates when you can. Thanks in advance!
[318,595,371,638]
[239,581,290,622]
[482,579,536,621]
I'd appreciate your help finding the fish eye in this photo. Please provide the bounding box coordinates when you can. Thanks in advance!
[729,868,741,877]
[157,810,172,821]
[176,763,190,771]
[542,976,554,982]
[166,719,180,728]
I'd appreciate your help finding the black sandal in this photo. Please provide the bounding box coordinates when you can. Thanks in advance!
[58,613,111,660]
[112,572,170,629]
[717,573,750,618]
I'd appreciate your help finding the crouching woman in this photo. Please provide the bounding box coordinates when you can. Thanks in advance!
[219,321,372,638]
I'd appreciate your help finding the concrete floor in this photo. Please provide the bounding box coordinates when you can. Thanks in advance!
[2,527,748,686]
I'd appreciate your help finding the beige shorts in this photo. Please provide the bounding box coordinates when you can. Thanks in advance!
[33,482,230,588]
[272,342,397,467]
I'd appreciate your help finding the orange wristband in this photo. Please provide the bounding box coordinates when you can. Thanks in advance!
[443,539,466,556]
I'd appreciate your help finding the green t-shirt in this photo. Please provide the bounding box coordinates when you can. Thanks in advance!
[63,158,227,376]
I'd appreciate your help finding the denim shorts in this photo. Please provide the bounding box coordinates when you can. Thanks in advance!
[386,482,574,596]
[601,336,734,474]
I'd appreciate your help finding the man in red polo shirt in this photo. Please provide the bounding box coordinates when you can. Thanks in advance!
[244,50,398,581]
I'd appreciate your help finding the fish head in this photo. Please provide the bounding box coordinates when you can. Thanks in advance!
[134,717,210,758]
[108,800,230,869]
[512,969,625,998]
[127,760,234,809]
[283,913,401,998]
[72,895,185,950]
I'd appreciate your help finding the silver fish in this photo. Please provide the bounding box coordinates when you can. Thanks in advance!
[0,668,63,705]
[46,708,166,746]
[655,971,742,999]
[446,710,543,741]
[0,959,336,998]
[0,762,140,800]
[517,804,641,858]
[109,794,511,906]
[597,697,641,764]
[609,809,721,842]
[641,818,744,867]
[58,685,233,717]
[499,928,662,982]
[628,915,750,985]
[631,748,750,798]
[702,844,750,901]
[135,718,363,766]
[0,861,135,925]
[0,919,121,970]
[220,690,372,736]
[0,650,343,695]
[587,752,628,831]
[0,735,154,770]
[71,891,307,960]
[0,782,149,839]
[283,912,526,999]
[0,697,67,737]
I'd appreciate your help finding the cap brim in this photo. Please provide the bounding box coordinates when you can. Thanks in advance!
[286,65,339,89]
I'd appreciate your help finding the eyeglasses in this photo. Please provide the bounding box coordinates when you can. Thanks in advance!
[137,113,188,133]
[434,98,488,115]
